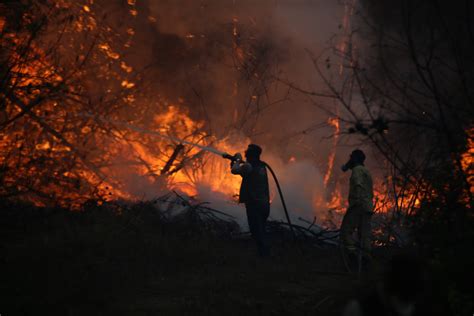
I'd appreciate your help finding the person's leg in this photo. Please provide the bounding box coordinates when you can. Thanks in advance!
[262,202,270,220]
[257,203,270,256]
[358,211,372,253]
[247,202,270,256]
[340,207,359,252]
[245,203,258,238]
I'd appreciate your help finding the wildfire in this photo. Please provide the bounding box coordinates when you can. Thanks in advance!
[119,105,245,199]
[42,103,248,206]
[1,0,438,226]
[0,0,250,210]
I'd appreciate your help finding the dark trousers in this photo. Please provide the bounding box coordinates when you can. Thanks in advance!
[245,201,270,256]
[340,206,372,253]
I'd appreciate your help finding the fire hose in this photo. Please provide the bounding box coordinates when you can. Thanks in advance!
[264,161,296,239]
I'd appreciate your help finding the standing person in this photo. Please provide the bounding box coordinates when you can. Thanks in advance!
[230,144,270,256]
[340,149,374,254]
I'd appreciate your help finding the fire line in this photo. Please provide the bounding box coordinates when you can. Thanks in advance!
[81,113,228,157]
[82,113,296,235]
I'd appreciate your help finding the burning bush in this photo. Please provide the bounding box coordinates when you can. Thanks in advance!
[0,1,251,209]
[0,0,141,206]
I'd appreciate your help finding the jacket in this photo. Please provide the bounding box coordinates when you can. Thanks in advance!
[348,164,374,212]
[232,160,269,204]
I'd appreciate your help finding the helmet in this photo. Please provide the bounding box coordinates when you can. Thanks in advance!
[350,149,366,164]
[245,144,262,159]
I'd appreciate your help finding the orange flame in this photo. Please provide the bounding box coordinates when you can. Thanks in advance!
[87,105,246,202]
[461,127,474,195]
[323,117,340,187]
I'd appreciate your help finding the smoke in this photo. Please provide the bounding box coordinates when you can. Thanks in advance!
[118,0,345,139]
[194,153,328,229]
[96,0,363,226]
[264,156,327,223]
[140,0,353,160]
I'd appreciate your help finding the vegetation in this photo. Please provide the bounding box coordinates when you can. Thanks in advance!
[2,199,365,315]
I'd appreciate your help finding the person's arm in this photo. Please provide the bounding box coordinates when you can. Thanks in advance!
[231,160,252,175]
[230,154,252,175]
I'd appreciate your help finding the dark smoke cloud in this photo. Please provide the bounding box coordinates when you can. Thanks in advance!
[119,0,344,145]
[99,0,359,223]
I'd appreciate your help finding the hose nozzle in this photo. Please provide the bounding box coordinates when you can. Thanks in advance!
[222,153,236,161]
[222,152,242,162]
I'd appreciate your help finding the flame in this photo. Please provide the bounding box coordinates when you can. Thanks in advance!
[0,17,5,33]
[99,43,120,60]
[153,107,245,198]
[121,80,135,89]
[77,105,245,203]
[338,0,357,74]
[461,127,474,195]
[3,0,460,225]
[323,117,340,187]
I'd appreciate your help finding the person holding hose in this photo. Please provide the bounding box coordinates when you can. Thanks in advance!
[230,144,270,257]
[340,149,374,256]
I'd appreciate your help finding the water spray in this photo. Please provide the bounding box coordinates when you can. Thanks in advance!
[83,113,226,156]
[84,113,295,237]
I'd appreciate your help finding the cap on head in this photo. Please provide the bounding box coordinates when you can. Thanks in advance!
[246,144,262,159]
[350,149,366,165]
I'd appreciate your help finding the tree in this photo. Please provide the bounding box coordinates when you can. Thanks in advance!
[0,1,169,206]
[293,0,473,312]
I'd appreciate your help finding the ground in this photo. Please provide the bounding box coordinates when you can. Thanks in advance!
[0,202,385,316]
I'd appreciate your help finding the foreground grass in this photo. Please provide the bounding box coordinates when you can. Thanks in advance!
[0,202,375,315]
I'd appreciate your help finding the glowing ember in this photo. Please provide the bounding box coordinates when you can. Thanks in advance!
[461,127,474,194]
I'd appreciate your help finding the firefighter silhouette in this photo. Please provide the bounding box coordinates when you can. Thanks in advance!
[230,144,270,256]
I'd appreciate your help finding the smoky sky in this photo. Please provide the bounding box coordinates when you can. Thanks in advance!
[108,0,345,159]
[91,0,355,223]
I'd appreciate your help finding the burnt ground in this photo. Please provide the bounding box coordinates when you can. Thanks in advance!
[0,201,403,316]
